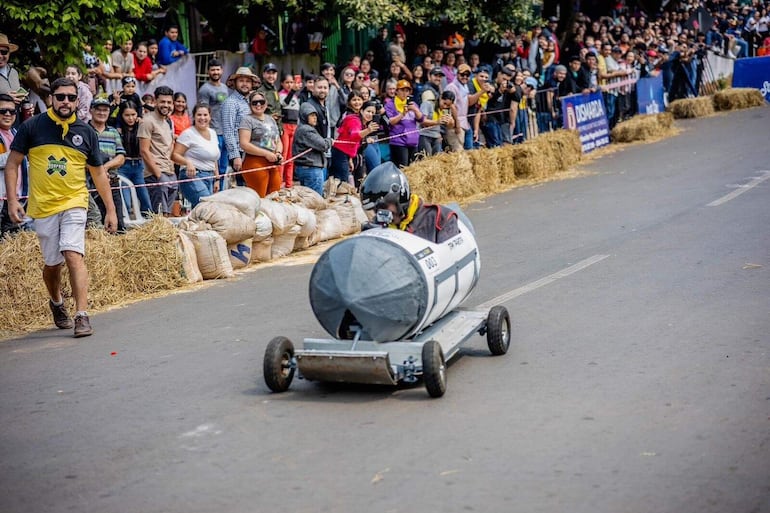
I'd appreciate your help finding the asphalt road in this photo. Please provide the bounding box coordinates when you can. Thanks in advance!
[1,107,769,513]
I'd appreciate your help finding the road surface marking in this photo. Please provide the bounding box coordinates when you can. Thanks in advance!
[477,254,611,309]
[707,171,770,207]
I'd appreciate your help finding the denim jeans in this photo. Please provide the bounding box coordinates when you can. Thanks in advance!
[463,127,474,150]
[330,147,351,183]
[481,120,503,148]
[294,166,325,196]
[179,168,215,209]
[118,160,152,215]
[216,135,228,189]
[363,143,382,172]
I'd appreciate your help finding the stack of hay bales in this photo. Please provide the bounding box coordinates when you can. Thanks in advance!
[668,96,715,118]
[611,112,675,143]
[712,88,766,111]
[668,87,766,119]
[404,130,582,202]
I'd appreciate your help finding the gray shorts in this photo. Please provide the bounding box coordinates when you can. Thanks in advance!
[34,207,87,266]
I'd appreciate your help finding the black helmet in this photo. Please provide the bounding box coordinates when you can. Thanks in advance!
[360,162,411,215]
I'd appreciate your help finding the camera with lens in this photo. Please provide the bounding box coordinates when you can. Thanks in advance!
[375,209,394,225]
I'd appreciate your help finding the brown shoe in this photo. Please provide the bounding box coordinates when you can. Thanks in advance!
[49,300,73,329]
[73,314,93,338]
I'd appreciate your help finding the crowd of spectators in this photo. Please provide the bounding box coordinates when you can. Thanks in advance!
[2,0,769,234]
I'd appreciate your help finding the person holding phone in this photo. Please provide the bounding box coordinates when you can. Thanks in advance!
[330,91,378,185]
[384,79,424,168]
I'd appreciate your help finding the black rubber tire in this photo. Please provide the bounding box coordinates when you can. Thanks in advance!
[263,336,295,392]
[422,340,447,398]
[486,306,511,356]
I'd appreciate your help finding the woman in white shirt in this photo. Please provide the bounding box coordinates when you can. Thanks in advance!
[172,104,221,208]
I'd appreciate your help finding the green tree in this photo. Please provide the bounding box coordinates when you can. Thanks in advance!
[1,0,160,74]
[193,0,535,43]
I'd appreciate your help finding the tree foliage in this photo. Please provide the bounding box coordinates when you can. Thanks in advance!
[232,0,536,40]
[1,0,160,74]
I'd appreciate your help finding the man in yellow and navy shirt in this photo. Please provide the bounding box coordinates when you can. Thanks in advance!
[4,77,116,338]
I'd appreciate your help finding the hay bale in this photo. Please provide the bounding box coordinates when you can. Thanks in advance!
[489,146,517,184]
[468,149,502,194]
[668,97,714,118]
[712,88,766,111]
[0,218,184,336]
[534,130,582,172]
[404,151,478,203]
[611,112,675,143]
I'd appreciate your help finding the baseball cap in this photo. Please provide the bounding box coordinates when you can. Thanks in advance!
[429,66,445,76]
[90,97,110,109]
[457,63,472,75]
[499,67,513,77]
[263,62,278,72]
[646,49,658,57]
[611,46,622,53]
[524,77,538,88]
[121,76,136,86]
[396,79,412,90]
[548,16,559,23]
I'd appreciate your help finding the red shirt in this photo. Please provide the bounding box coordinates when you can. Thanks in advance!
[134,54,154,82]
[332,113,365,157]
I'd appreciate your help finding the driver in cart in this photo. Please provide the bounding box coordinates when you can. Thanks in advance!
[360,162,459,244]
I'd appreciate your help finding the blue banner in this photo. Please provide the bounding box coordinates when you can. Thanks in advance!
[636,75,666,114]
[733,57,770,103]
[561,92,610,153]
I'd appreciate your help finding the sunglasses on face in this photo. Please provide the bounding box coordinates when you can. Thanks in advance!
[0,49,9,56]
[459,72,471,77]
[0,108,16,115]
[251,99,266,106]
[54,93,78,102]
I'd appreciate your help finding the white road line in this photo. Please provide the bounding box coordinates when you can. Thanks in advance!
[477,254,611,309]
[707,171,770,207]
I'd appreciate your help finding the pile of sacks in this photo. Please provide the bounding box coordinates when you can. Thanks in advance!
[175,181,368,282]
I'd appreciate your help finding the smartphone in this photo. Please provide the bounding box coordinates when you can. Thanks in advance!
[16,87,28,96]
[294,74,302,86]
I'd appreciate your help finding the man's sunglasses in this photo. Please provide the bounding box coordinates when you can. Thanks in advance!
[459,72,471,77]
[0,49,9,56]
[0,108,16,116]
[251,99,266,106]
[54,93,78,102]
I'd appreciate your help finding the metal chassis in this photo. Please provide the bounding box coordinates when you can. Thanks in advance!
[292,308,489,386]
